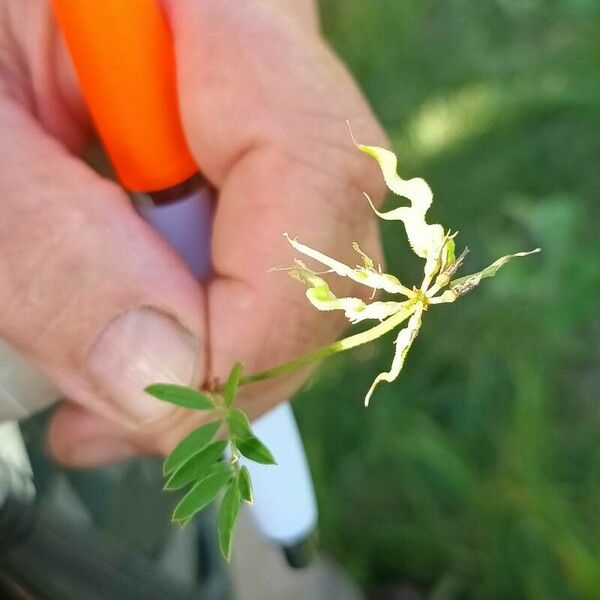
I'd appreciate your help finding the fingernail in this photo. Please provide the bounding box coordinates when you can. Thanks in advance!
[87,307,200,423]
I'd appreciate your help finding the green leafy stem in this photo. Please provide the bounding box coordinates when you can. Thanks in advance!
[146,363,275,561]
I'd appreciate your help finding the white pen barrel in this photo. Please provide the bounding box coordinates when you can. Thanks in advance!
[243,403,318,545]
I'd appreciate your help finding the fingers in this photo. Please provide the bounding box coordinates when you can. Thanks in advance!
[166,0,389,417]
[0,93,207,436]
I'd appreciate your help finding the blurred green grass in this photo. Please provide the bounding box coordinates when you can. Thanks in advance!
[294,1,600,598]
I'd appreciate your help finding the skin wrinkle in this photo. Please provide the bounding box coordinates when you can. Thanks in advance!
[279,146,381,235]
[43,8,92,146]
[9,1,86,149]
[0,213,91,332]
[3,2,88,149]
[3,3,39,114]
[0,184,121,340]
[33,288,87,348]
[260,104,389,216]
[0,4,34,109]
[34,8,83,149]
[219,137,378,249]
[20,2,53,127]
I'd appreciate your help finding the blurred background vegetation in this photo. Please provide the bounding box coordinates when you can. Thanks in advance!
[294,1,600,598]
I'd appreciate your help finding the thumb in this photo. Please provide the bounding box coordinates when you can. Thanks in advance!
[0,95,206,433]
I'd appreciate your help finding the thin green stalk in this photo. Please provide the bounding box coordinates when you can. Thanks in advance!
[235,302,418,387]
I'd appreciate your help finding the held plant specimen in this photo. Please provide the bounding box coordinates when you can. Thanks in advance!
[145,130,540,561]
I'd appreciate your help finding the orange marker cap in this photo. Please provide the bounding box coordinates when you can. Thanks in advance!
[52,0,197,192]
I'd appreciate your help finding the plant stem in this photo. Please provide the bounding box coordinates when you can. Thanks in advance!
[235,303,417,388]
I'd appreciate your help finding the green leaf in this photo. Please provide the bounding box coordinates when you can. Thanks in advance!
[237,436,277,465]
[218,478,242,561]
[165,440,228,490]
[450,249,541,296]
[227,408,277,465]
[163,421,221,475]
[228,409,277,465]
[224,362,243,408]
[145,384,215,410]
[172,468,231,523]
[227,408,254,439]
[238,466,253,504]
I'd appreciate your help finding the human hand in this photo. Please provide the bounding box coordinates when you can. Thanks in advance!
[0,0,387,467]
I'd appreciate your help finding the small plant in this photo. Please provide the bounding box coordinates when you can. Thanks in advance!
[145,128,539,561]
[146,362,274,561]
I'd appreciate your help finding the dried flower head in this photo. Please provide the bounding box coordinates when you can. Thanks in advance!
[284,127,540,405]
